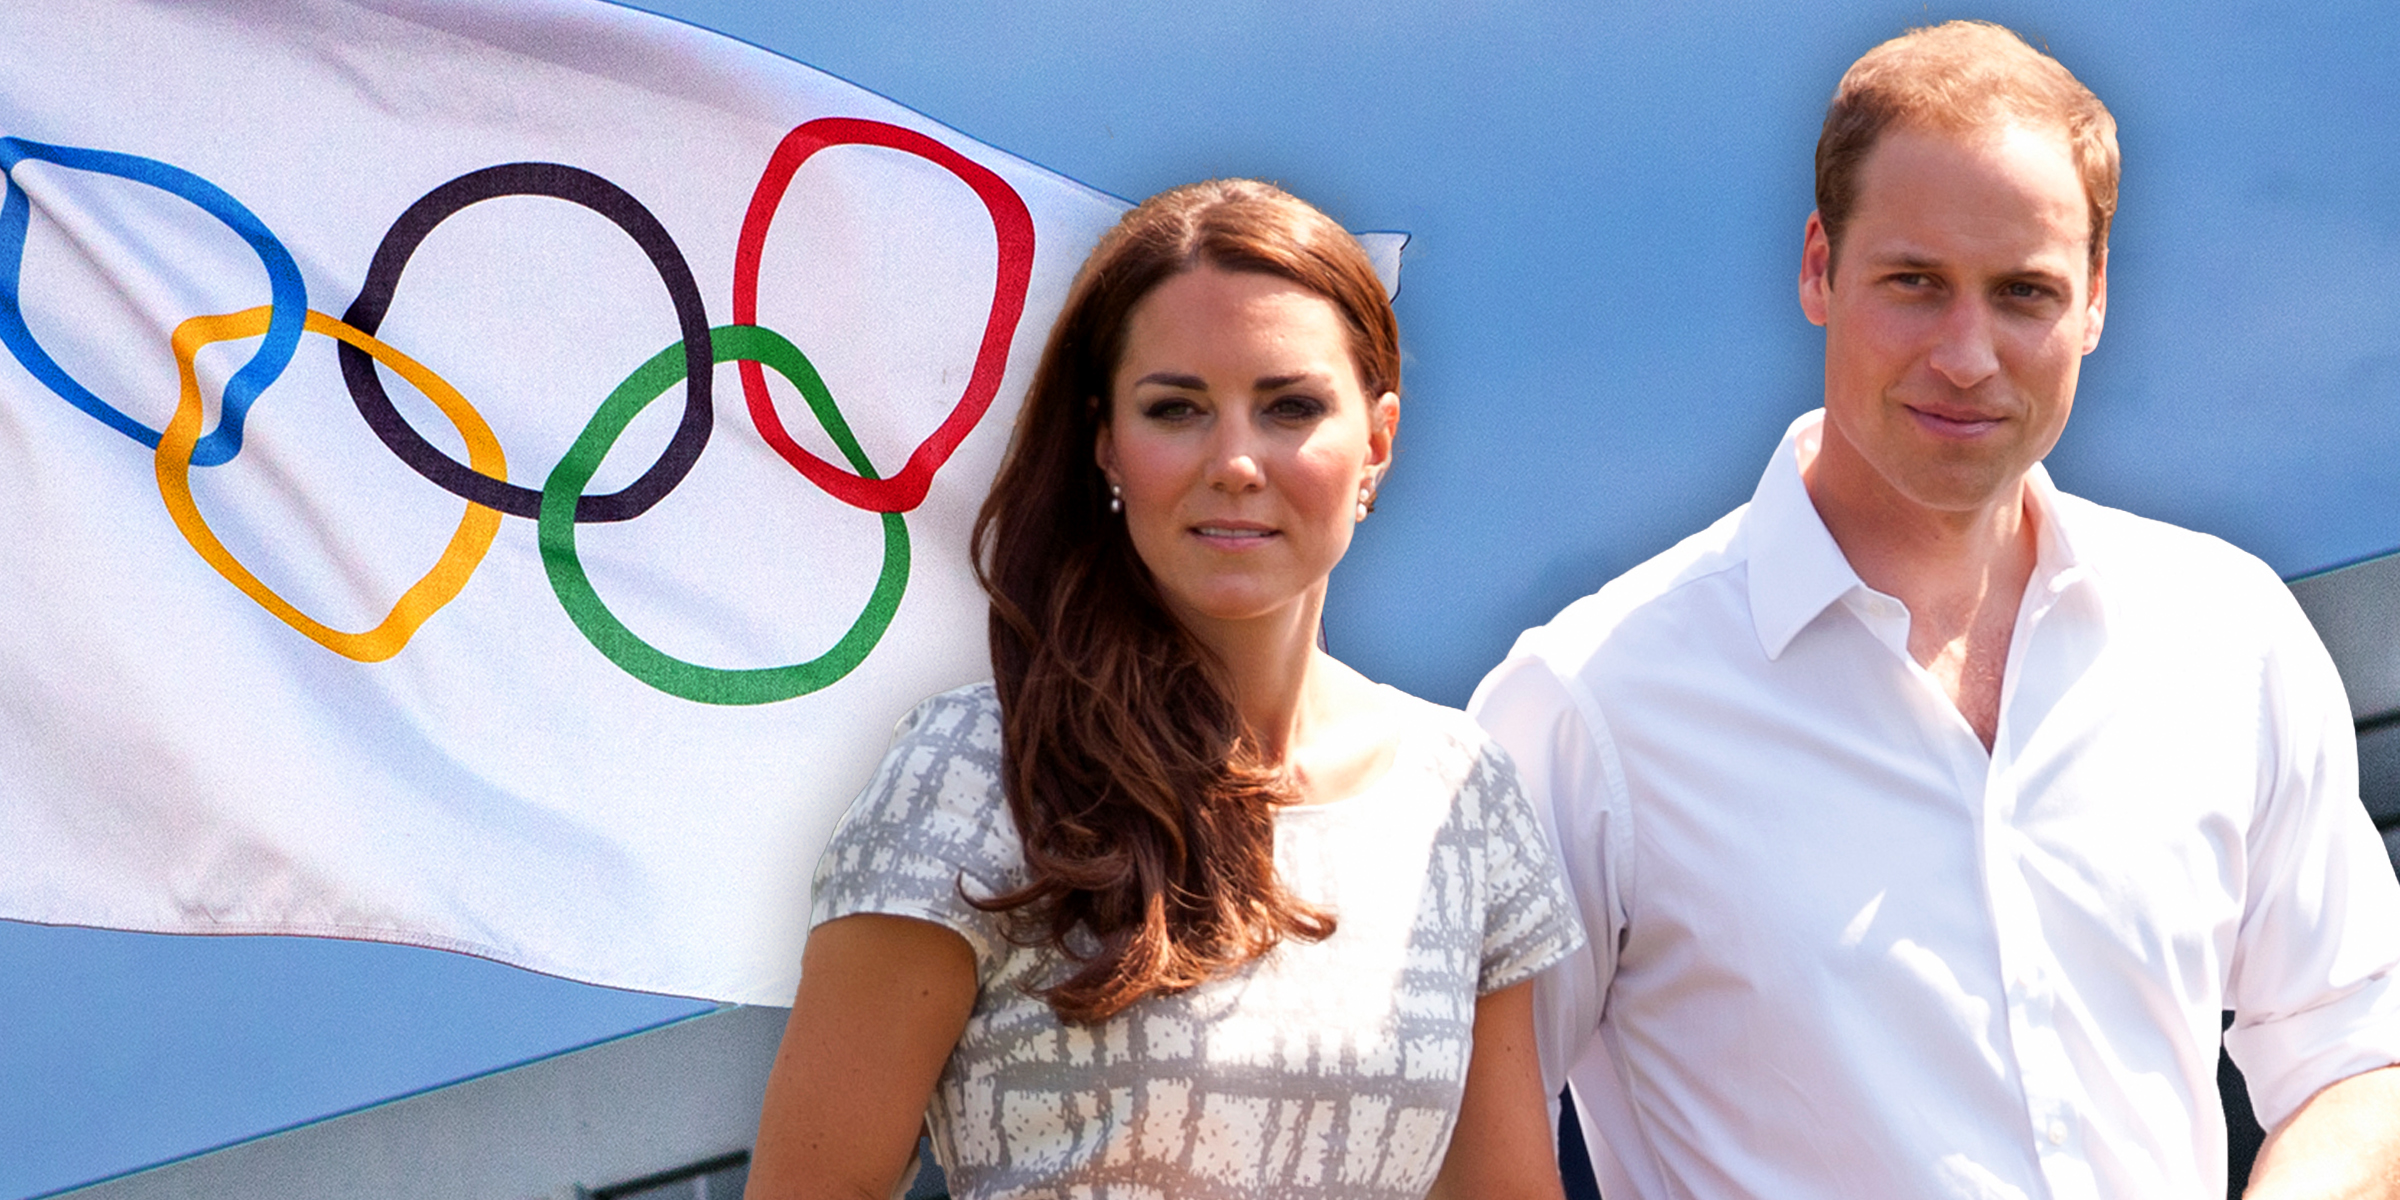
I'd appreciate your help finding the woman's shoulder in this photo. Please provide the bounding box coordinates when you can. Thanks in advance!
[810,681,1023,960]
[1371,683,1523,803]
[866,679,1005,791]
[892,679,1002,743]
[1374,683,1488,740]
[820,683,1019,874]
[1366,687,1586,990]
[873,679,1007,809]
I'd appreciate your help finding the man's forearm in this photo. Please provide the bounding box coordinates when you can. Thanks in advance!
[2246,1064,2400,1199]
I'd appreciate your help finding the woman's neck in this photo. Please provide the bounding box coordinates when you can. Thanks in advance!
[1181,593,1399,806]
[1184,601,1330,765]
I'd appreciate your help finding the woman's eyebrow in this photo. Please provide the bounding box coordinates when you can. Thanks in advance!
[1131,370,1206,390]
[1254,371,1323,390]
[1128,369,1329,391]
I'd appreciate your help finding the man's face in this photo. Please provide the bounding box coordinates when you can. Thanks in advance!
[1799,121,2106,521]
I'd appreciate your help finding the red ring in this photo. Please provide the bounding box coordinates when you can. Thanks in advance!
[732,117,1035,513]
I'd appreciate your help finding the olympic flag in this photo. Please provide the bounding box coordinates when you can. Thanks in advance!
[0,0,1400,1004]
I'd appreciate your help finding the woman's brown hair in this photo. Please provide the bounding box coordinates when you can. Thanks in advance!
[969,178,1400,1023]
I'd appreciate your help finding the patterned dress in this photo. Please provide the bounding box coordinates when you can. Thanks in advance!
[811,682,1584,1200]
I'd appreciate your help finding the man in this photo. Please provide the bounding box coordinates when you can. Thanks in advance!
[1471,21,2400,1199]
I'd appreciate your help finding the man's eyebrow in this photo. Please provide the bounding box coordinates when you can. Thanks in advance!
[1868,250,2073,280]
[1869,250,1943,271]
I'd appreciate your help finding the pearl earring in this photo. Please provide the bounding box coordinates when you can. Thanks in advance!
[1356,481,1375,522]
[1109,482,1123,514]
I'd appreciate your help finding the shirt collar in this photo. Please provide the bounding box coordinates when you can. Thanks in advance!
[2020,458,2097,607]
[1745,410,1864,661]
[1742,410,2097,661]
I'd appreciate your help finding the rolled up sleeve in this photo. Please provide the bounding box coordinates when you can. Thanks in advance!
[2223,585,2400,1130]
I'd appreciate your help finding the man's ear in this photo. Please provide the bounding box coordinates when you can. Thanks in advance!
[1799,210,1833,328]
[2081,248,2108,355]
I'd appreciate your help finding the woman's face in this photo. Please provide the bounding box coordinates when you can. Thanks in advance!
[1094,265,1397,642]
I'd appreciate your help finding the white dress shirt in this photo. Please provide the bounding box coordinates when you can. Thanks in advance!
[1471,410,2400,1200]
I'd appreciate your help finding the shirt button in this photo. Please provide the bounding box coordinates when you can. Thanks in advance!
[2047,1121,2068,1145]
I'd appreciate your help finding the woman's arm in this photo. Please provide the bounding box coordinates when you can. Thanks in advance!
[1430,979,1569,1200]
[745,914,979,1200]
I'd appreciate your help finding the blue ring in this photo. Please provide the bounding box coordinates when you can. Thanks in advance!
[0,138,305,466]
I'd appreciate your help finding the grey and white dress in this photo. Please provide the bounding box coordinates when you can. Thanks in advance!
[810,682,1585,1200]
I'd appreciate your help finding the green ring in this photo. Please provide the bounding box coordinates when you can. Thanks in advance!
[540,323,911,705]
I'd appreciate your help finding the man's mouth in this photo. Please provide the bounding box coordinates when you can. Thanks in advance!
[1907,404,2005,436]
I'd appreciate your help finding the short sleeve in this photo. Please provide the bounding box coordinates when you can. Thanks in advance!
[809,683,1024,979]
[1470,737,1587,996]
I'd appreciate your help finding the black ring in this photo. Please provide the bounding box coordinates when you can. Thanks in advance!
[339,162,712,522]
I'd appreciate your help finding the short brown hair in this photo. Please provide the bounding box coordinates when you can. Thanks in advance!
[969,179,1397,1022]
[1815,20,2119,272]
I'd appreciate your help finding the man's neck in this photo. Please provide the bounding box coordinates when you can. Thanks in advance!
[1799,428,2039,750]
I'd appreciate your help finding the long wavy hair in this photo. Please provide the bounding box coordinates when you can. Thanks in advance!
[969,178,1401,1023]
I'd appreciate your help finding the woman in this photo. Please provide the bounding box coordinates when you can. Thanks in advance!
[748,179,1582,1199]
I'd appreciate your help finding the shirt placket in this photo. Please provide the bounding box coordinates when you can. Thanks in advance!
[1983,573,2099,1200]
[1850,577,2095,1199]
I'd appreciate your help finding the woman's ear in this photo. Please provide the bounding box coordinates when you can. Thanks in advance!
[1092,398,1118,482]
[1366,390,1400,469]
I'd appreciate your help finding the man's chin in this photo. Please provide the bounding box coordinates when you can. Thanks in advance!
[1887,463,2034,521]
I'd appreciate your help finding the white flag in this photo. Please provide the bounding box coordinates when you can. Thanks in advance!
[0,0,1397,1004]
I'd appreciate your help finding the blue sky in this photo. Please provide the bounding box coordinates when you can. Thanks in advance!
[7,1,2399,1195]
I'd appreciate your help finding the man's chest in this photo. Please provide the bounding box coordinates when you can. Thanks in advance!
[1605,611,2261,1021]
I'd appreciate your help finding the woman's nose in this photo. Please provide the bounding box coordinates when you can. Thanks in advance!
[1206,424,1265,491]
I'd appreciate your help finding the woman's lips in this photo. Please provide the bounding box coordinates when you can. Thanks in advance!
[1192,523,1275,544]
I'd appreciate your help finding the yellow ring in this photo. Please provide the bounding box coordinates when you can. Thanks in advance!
[156,306,506,663]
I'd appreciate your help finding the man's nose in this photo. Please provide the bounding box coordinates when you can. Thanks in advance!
[1926,298,2000,388]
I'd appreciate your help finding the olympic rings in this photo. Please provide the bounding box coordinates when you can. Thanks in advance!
[540,323,908,706]
[158,306,504,663]
[0,121,1029,702]
[0,138,307,466]
[732,118,1034,513]
[339,162,713,523]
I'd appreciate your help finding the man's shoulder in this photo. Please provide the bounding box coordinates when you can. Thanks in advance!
[1507,503,1756,675]
[2050,487,2288,605]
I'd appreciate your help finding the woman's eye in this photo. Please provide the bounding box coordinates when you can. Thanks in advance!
[1268,395,1329,421]
[1141,398,1200,421]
